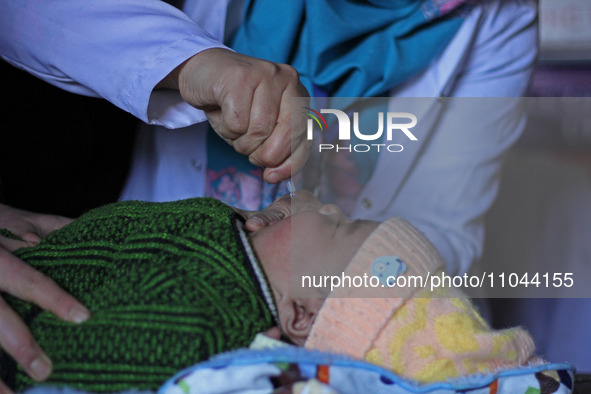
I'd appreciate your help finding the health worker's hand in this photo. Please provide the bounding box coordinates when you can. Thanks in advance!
[238,190,322,232]
[158,48,311,184]
[0,204,90,389]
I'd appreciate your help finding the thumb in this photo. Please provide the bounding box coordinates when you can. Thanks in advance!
[245,203,290,232]
[30,214,74,239]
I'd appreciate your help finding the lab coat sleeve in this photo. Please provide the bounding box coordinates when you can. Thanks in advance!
[0,0,229,128]
[392,0,538,275]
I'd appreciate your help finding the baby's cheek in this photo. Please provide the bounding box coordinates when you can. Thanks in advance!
[250,221,291,268]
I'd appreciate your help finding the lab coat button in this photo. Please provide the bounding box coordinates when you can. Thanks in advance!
[191,159,202,171]
[362,198,372,209]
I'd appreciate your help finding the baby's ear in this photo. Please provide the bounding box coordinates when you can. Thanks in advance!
[283,297,324,346]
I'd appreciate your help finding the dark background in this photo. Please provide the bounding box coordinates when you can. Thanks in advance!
[0,60,136,217]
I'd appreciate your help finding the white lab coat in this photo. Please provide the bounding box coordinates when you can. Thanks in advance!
[1,0,538,273]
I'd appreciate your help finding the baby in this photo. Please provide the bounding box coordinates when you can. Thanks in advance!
[0,194,535,392]
[250,192,536,382]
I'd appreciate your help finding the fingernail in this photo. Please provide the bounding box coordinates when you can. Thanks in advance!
[248,216,264,228]
[30,354,52,381]
[68,305,90,324]
[267,172,282,184]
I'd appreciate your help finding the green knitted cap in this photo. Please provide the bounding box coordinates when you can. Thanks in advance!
[0,198,276,393]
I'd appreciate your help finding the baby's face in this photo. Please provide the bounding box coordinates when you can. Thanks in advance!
[249,192,379,344]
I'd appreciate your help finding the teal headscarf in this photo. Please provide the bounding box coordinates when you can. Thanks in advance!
[230,0,471,96]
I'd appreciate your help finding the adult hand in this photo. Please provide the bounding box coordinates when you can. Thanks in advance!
[238,190,322,232]
[159,48,311,184]
[0,204,90,386]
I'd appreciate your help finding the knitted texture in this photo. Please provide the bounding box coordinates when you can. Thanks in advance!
[365,286,535,381]
[0,198,275,393]
[305,218,535,382]
[305,218,444,358]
